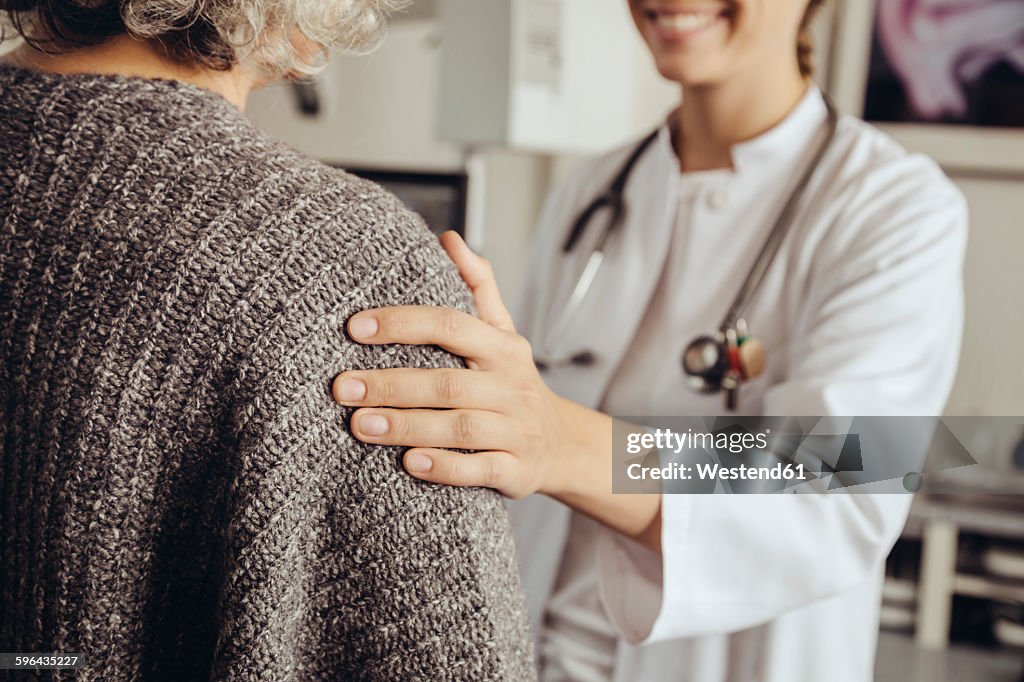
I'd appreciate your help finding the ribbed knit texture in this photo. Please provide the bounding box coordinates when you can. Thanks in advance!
[0,63,535,681]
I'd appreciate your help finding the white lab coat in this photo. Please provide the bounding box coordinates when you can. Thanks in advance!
[508,88,967,682]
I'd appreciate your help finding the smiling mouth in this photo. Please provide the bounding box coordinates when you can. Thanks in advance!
[645,5,731,36]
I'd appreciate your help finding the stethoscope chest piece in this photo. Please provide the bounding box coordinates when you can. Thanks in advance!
[681,334,729,393]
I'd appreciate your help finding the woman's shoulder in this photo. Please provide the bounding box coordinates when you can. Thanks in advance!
[236,144,467,302]
[107,84,468,312]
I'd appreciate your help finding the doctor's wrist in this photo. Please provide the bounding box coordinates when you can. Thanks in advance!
[542,396,612,499]
[543,399,662,552]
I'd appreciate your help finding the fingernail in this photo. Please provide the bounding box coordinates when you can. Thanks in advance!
[406,452,433,473]
[349,316,378,340]
[360,414,389,436]
[339,378,366,402]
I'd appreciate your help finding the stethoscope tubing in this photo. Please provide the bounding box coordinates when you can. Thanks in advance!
[542,249,605,358]
[717,98,840,332]
[539,130,659,361]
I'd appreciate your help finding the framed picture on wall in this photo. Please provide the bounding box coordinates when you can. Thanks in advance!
[829,0,1024,174]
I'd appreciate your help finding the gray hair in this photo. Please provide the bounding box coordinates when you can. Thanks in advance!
[1,0,408,77]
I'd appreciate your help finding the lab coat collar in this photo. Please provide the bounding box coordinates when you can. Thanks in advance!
[655,85,828,174]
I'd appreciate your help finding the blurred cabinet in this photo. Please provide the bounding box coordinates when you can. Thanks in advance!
[437,0,677,153]
[888,485,1024,654]
[248,19,464,171]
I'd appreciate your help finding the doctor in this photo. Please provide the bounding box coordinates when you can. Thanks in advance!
[333,0,968,679]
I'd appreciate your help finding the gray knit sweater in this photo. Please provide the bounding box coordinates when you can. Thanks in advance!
[0,64,534,681]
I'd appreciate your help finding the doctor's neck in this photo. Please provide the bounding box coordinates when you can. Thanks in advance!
[672,63,809,173]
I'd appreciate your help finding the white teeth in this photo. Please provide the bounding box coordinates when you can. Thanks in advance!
[655,12,718,32]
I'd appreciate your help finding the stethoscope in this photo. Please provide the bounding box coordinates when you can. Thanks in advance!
[536,97,840,411]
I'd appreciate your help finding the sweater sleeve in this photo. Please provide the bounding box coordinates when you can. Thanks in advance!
[210,208,535,681]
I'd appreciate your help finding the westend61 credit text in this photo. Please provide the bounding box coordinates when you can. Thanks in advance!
[626,461,809,482]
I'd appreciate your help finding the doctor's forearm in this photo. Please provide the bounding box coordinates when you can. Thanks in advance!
[549,396,663,553]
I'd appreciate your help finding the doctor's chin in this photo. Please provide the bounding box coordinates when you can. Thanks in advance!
[2,0,1024,680]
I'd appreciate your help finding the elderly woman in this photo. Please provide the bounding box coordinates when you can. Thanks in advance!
[0,1,533,680]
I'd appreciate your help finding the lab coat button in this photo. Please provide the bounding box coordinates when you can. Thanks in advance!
[708,188,731,209]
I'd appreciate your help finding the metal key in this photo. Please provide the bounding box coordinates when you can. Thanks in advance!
[722,368,741,411]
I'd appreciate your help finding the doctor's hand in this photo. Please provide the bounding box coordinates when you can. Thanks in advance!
[333,231,586,500]
[335,232,661,550]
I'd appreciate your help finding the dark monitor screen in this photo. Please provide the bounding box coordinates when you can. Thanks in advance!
[343,167,468,238]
